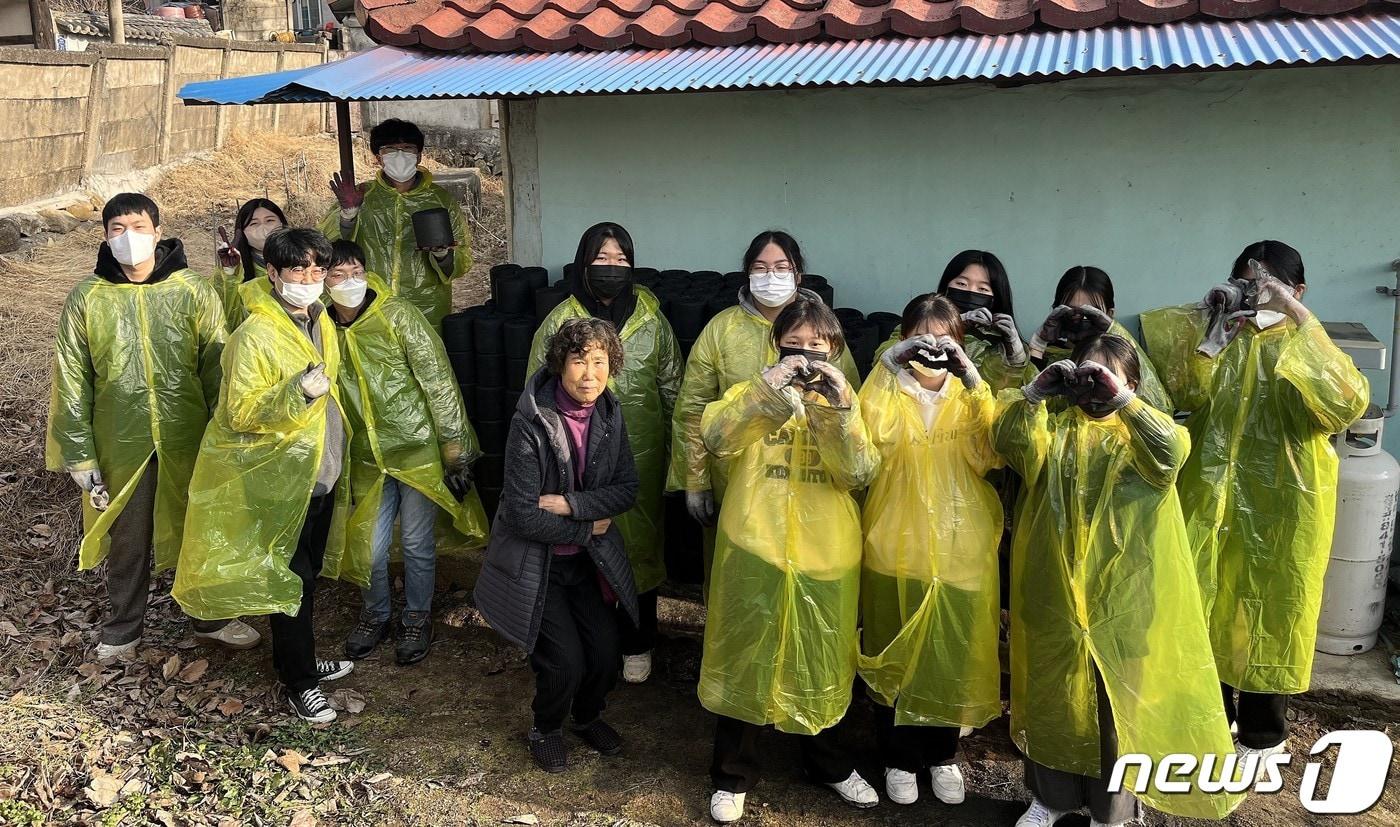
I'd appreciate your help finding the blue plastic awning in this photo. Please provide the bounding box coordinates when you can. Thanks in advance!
[179,11,1400,104]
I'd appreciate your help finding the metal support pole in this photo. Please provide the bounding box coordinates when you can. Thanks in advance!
[1378,258,1400,416]
[335,100,354,183]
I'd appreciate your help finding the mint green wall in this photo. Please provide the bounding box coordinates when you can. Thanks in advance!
[531,64,1400,436]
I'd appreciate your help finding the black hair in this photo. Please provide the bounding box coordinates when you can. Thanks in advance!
[1072,334,1141,388]
[330,239,366,269]
[572,222,635,286]
[369,118,426,154]
[233,198,287,268]
[263,228,332,271]
[771,296,846,359]
[743,230,804,275]
[900,292,965,342]
[102,192,159,229]
[936,250,1014,318]
[1231,240,1305,287]
[1053,265,1115,312]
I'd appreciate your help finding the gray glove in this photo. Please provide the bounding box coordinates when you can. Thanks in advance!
[69,468,103,492]
[1075,360,1136,414]
[686,490,716,527]
[990,313,1027,366]
[1022,359,1078,406]
[880,333,939,373]
[937,336,983,389]
[299,362,330,399]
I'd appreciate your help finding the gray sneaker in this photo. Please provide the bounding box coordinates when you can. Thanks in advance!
[395,612,434,666]
[344,614,390,660]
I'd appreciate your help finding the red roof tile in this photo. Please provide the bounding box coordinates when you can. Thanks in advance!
[358,0,1400,52]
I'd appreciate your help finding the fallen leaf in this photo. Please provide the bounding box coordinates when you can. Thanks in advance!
[365,772,393,785]
[217,698,245,716]
[177,658,209,682]
[275,749,309,776]
[289,810,318,827]
[308,755,349,767]
[326,689,366,714]
[77,662,102,679]
[85,770,122,808]
[162,654,182,680]
[0,621,18,636]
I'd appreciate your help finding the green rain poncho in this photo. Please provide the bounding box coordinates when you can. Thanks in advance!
[47,267,224,571]
[338,279,489,560]
[213,259,266,331]
[527,287,682,592]
[993,391,1242,820]
[697,377,877,734]
[1142,306,1369,693]
[320,169,471,329]
[1039,320,1173,413]
[174,287,367,620]
[856,365,1004,728]
[876,330,1032,393]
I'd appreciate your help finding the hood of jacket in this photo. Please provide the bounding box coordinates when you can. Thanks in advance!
[95,238,189,285]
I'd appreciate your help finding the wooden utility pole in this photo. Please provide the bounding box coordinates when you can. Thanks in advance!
[109,0,125,44]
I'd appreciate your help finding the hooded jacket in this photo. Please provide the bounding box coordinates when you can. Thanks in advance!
[473,368,640,652]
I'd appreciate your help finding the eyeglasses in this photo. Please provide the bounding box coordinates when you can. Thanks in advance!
[749,267,795,277]
[284,266,326,280]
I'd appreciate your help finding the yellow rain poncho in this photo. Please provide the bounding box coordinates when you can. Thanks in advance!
[174,288,368,620]
[338,279,489,561]
[697,376,877,734]
[213,259,266,331]
[876,331,1032,393]
[1143,307,1369,693]
[993,391,1241,820]
[856,365,1004,728]
[1039,320,1173,414]
[47,268,225,571]
[320,170,471,329]
[527,287,682,592]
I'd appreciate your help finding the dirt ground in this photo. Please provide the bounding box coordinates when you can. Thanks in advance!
[0,133,1397,826]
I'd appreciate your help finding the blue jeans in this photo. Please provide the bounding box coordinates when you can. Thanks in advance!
[362,478,438,624]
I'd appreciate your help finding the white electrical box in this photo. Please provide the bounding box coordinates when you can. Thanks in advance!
[1323,321,1387,371]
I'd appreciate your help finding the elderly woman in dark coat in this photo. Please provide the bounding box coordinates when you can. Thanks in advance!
[474,317,640,773]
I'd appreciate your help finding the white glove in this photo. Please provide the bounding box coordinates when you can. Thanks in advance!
[70,469,103,492]
[686,490,716,527]
[299,362,330,399]
[762,355,809,390]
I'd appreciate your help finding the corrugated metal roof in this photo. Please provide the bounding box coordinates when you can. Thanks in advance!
[180,11,1400,104]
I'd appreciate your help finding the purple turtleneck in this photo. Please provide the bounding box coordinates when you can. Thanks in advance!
[551,381,595,557]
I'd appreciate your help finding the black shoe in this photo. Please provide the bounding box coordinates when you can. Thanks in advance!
[288,686,336,723]
[316,659,354,682]
[344,614,391,660]
[572,718,623,756]
[528,728,567,773]
[395,612,434,666]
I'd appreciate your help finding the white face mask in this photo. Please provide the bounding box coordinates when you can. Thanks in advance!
[327,276,368,308]
[108,230,156,267]
[909,361,948,381]
[749,272,797,308]
[1252,309,1287,329]
[276,277,324,309]
[381,151,419,183]
[243,224,279,252]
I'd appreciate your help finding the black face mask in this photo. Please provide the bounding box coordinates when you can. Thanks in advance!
[585,265,632,301]
[945,287,995,313]
[778,346,828,385]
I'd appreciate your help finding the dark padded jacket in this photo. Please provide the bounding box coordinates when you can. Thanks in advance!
[473,368,640,652]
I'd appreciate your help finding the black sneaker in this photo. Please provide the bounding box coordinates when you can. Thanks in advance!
[572,718,623,756]
[528,728,567,773]
[316,659,354,682]
[344,614,391,660]
[289,686,336,723]
[395,612,434,666]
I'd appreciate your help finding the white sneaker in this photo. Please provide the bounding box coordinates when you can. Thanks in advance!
[622,652,652,684]
[1236,741,1287,782]
[1016,799,1068,827]
[709,790,745,823]
[959,725,974,737]
[827,770,879,808]
[194,619,262,650]
[884,767,918,804]
[95,639,138,660]
[930,764,965,805]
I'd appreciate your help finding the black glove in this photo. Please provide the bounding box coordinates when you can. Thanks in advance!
[445,463,474,499]
[1022,359,1078,406]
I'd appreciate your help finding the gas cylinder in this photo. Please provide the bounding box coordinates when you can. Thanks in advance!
[1317,407,1400,655]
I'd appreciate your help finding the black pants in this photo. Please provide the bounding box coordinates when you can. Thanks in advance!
[1024,667,1137,825]
[710,714,854,793]
[619,588,658,656]
[104,459,224,645]
[1221,683,1289,749]
[873,704,959,773]
[269,493,333,694]
[529,553,621,733]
